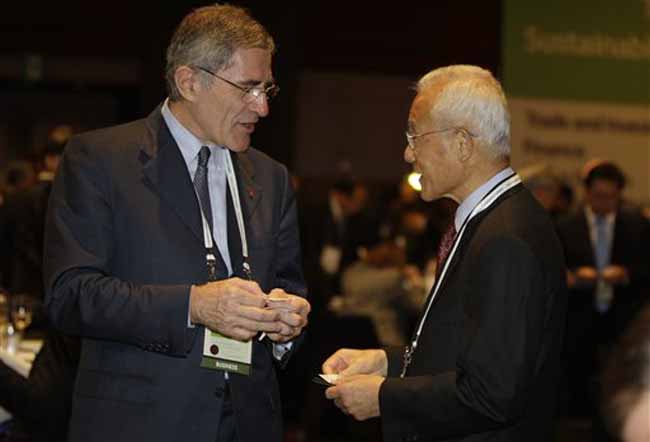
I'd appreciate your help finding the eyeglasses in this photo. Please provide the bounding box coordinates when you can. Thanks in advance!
[405,127,476,152]
[196,66,279,103]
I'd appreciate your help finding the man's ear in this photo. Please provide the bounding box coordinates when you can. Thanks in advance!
[456,130,474,163]
[174,66,203,102]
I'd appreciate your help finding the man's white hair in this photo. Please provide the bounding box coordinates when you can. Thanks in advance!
[417,65,511,160]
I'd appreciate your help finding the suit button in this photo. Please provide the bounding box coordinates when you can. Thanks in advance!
[214,387,225,398]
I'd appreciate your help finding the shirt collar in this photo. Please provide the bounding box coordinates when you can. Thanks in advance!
[161,98,223,167]
[454,167,515,231]
[585,205,616,226]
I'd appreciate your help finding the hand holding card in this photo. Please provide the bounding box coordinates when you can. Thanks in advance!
[260,289,311,343]
[312,373,339,386]
[266,290,299,312]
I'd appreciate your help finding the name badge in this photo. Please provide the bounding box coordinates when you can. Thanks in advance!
[201,329,252,375]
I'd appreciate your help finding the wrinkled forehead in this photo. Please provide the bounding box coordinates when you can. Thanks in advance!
[223,47,273,82]
[408,90,440,130]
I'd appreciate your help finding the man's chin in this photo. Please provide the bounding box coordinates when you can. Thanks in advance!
[419,191,434,202]
[226,137,251,152]
[419,184,434,202]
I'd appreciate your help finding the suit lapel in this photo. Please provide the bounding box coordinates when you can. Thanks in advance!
[139,107,204,245]
[425,185,524,309]
[577,210,596,266]
[226,151,263,278]
[611,209,625,263]
[419,223,472,312]
[231,151,262,219]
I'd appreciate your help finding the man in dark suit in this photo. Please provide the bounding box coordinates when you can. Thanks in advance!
[0,330,80,442]
[322,65,567,441]
[43,5,309,442]
[557,161,650,417]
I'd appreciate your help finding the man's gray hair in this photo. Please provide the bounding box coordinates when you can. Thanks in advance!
[417,65,511,160]
[165,3,275,101]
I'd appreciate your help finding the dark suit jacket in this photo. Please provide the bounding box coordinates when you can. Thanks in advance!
[558,208,650,341]
[0,330,80,442]
[379,185,567,442]
[557,206,650,344]
[43,107,306,442]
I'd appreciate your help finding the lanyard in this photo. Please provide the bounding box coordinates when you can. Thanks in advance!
[197,150,251,281]
[400,173,522,378]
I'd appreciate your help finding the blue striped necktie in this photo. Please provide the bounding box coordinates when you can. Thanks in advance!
[594,215,609,271]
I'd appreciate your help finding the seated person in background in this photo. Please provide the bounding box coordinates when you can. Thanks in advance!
[601,306,650,442]
[335,238,426,347]
[6,140,66,330]
[0,330,80,442]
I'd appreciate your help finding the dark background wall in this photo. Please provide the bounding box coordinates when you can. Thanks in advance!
[0,1,501,179]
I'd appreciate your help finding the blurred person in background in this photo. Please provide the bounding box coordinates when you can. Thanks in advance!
[0,330,80,442]
[0,162,35,206]
[601,306,650,442]
[557,161,650,418]
[525,174,559,214]
[0,161,36,290]
[525,173,575,224]
[337,235,426,347]
[314,178,378,302]
[0,129,78,442]
[555,182,575,222]
[8,139,66,310]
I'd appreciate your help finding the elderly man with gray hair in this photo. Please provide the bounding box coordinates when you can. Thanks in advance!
[323,65,567,442]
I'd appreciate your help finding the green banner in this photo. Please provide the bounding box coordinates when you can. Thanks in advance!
[503,0,650,104]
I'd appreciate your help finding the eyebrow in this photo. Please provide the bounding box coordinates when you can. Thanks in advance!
[238,78,275,87]
[407,120,416,132]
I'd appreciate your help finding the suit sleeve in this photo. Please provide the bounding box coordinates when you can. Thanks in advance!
[624,211,650,288]
[269,165,308,366]
[43,136,193,356]
[380,236,553,440]
[273,165,307,298]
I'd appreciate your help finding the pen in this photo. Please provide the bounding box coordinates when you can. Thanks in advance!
[242,260,266,342]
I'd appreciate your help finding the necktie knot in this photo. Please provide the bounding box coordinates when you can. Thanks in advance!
[198,145,211,168]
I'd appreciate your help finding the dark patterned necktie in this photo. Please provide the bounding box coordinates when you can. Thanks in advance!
[436,223,457,278]
[193,145,213,232]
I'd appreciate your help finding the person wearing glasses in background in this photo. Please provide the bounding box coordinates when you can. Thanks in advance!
[322,65,567,442]
[43,5,309,442]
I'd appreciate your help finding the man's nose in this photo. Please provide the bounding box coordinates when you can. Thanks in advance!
[250,94,269,117]
[404,145,415,163]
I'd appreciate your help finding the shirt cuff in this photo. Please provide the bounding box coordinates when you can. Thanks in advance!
[272,341,293,360]
[187,306,195,328]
